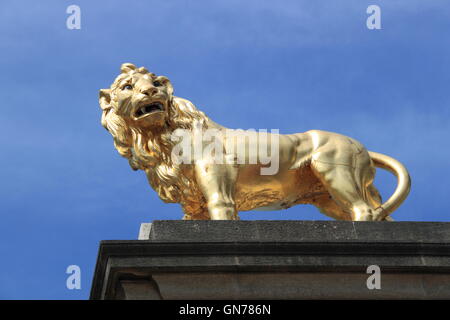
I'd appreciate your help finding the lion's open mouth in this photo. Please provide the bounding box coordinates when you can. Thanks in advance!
[135,102,164,118]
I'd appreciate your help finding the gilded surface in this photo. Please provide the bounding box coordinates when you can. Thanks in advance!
[99,63,411,221]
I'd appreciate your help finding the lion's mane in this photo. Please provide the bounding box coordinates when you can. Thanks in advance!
[100,67,208,204]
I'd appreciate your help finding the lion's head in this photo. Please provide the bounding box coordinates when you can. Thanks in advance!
[100,63,174,130]
[99,63,208,203]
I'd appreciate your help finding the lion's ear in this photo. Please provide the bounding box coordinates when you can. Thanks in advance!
[99,89,111,110]
[121,63,137,73]
[157,76,174,96]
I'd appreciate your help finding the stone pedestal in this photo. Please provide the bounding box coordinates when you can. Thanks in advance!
[90,220,450,300]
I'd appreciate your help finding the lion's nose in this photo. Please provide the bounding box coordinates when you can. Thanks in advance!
[140,86,158,96]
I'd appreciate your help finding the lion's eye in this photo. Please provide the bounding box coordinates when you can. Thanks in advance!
[123,84,133,90]
[153,81,162,87]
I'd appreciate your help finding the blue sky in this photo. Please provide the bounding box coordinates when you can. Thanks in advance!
[1,0,449,299]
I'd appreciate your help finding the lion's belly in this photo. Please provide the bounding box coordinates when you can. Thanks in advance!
[234,164,328,211]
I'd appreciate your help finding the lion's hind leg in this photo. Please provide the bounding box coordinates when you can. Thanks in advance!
[312,161,377,221]
[313,194,353,221]
[367,184,382,208]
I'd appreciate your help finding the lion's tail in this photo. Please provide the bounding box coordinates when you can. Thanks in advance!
[369,151,411,220]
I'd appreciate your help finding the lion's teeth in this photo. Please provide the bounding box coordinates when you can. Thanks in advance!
[136,103,162,117]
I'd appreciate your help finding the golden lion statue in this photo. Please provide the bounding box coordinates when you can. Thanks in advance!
[99,63,410,221]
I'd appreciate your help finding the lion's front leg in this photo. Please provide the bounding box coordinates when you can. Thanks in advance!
[181,202,210,220]
[194,161,239,220]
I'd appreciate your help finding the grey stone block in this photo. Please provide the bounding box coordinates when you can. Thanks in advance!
[138,223,152,240]
[90,220,450,300]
